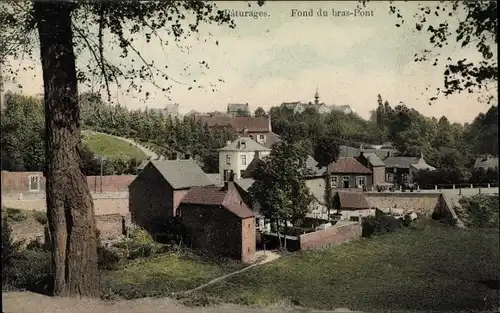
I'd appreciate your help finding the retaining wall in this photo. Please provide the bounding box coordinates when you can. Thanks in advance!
[364,192,440,216]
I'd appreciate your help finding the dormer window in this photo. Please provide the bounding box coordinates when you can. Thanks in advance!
[240,141,246,149]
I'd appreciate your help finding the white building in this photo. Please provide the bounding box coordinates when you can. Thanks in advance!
[218,137,271,181]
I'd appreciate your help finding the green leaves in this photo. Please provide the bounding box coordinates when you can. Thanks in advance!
[249,140,313,234]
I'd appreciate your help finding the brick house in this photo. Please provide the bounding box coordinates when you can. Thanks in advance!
[178,179,256,263]
[194,115,280,148]
[356,152,386,186]
[326,157,373,190]
[128,159,213,230]
[333,191,372,221]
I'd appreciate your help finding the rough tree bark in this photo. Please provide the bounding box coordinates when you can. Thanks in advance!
[34,1,99,297]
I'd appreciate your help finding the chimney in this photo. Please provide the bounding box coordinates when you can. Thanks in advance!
[243,127,248,133]
[268,115,272,131]
[226,140,232,146]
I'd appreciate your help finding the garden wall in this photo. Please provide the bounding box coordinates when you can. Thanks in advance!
[1,192,129,216]
[299,221,362,250]
[8,213,130,245]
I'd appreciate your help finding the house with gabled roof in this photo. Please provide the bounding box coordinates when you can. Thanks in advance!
[194,115,280,148]
[357,152,386,186]
[326,157,373,190]
[218,137,271,181]
[128,159,214,231]
[383,154,436,184]
[178,177,256,263]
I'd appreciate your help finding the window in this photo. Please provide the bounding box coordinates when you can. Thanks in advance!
[356,176,366,188]
[386,173,394,182]
[342,176,350,188]
[240,141,246,149]
[258,134,265,142]
[350,216,360,222]
[330,176,338,187]
[249,135,254,140]
[240,155,247,165]
[225,155,231,165]
[28,175,40,192]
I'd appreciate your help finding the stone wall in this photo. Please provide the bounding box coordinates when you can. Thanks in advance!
[2,192,129,216]
[8,213,129,245]
[299,222,362,250]
[364,192,440,216]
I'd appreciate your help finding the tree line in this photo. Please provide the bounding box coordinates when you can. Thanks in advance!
[267,95,498,185]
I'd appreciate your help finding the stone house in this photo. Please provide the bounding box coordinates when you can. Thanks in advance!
[194,115,280,148]
[227,103,250,117]
[218,137,271,181]
[356,152,386,186]
[383,154,436,184]
[128,159,213,230]
[178,179,256,263]
[326,157,373,190]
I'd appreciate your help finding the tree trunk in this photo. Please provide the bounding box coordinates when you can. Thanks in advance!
[34,2,99,297]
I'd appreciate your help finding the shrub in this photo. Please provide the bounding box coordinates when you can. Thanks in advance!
[4,208,28,222]
[458,195,499,229]
[3,249,52,290]
[31,210,48,225]
[98,246,123,270]
[362,215,404,237]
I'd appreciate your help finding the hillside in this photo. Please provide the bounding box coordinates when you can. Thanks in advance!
[82,131,148,160]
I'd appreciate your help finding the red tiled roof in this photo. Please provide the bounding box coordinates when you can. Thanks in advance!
[180,183,254,218]
[194,115,270,133]
[337,191,370,209]
[328,157,372,174]
[181,186,227,205]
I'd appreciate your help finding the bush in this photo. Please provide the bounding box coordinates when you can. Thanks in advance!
[458,195,499,229]
[4,208,28,222]
[3,249,52,290]
[98,246,123,270]
[362,215,404,237]
[32,210,48,225]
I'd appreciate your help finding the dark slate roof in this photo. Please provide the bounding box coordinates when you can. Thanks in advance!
[327,157,372,174]
[241,154,325,179]
[219,137,271,152]
[180,183,254,218]
[382,156,419,169]
[362,153,385,167]
[338,145,360,158]
[150,159,213,189]
[474,156,499,170]
[305,156,327,177]
[337,191,370,209]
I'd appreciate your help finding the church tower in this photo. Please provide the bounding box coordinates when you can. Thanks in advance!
[314,87,320,104]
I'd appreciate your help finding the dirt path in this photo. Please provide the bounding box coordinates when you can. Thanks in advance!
[181,250,281,295]
[84,130,158,159]
[2,291,363,313]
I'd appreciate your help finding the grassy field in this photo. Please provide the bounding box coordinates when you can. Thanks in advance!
[190,220,499,312]
[101,251,246,300]
[82,132,146,159]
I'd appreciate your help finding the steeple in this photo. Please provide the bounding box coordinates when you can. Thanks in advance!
[314,87,319,104]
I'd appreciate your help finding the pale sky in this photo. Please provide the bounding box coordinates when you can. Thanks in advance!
[2,1,497,123]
